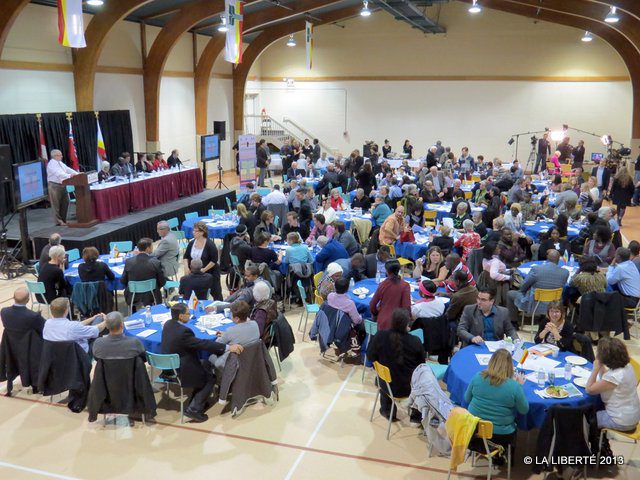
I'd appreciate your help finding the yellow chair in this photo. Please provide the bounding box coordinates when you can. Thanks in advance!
[519,287,563,340]
[448,420,510,480]
[464,191,472,200]
[560,163,573,174]
[471,175,481,183]
[423,210,437,227]
[625,298,640,336]
[313,271,324,289]
[597,422,640,473]
[370,361,409,440]
[396,200,403,208]
[314,290,324,306]
[386,243,414,274]
[630,358,640,385]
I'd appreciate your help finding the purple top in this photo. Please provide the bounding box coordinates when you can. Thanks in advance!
[327,292,362,325]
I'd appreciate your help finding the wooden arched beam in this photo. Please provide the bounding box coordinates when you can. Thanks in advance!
[584,1,640,20]
[73,0,153,110]
[0,0,30,56]
[232,5,364,135]
[473,0,640,138]
[194,0,343,135]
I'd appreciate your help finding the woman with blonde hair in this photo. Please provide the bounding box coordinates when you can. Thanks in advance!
[610,168,635,226]
[464,349,528,463]
[236,202,257,239]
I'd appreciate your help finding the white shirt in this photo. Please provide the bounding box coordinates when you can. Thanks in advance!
[316,206,336,224]
[316,157,331,169]
[600,364,640,427]
[411,298,447,319]
[47,159,77,184]
[262,190,287,206]
[590,187,600,200]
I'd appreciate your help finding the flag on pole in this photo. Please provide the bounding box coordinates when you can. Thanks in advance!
[38,121,48,162]
[187,291,198,312]
[224,0,243,64]
[57,0,86,48]
[305,21,313,70]
[96,117,107,171]
[67,120,80,171]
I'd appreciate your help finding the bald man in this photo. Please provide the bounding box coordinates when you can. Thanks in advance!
[1,287,46,336]
[506,249,570,323]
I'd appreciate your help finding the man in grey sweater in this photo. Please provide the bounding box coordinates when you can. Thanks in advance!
[93,312,146,361]
[209,301,259,369]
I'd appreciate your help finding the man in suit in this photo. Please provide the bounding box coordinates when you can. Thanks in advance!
[426,146,438,169]
[39,232,62,265]
[256,139,269,187]
[311,138,321,163]
[110,155,134,177]
[1,287,46,336]
[92,312,145,361]
[364,245,392,278]
[457,285,519,346]
[152,221,179,278]
[425,166,448,199]
[445,270,479,323]
[591,163,612,196]
[534,132,551,174]
[121,238,166,307]
[506,249,569,323]
[162,302,243,422]
[178,259,213,300]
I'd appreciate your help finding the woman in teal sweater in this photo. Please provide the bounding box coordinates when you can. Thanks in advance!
[464,349,529,464]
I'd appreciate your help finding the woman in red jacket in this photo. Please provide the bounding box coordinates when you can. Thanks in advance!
[369,259,411,330]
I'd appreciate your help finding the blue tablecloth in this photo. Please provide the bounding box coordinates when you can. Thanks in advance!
[347,278,423,318]
[424,202,485,221]
[335,210,375,229]
[123,302,232,358]
[64,254,125,291]
[523,221,583,241]
[182,216,239,239]
[394,239,429,261]
[444,343,599,430]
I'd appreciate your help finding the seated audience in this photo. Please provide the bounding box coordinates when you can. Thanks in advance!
[369,260,411,330]
[446,270,479,322]
[569,256,607,298]
[464,349,528,462]
[251,232,282,270]
[430,225,454,256]
[411,279,447,319]
[586,337,640,432]
[366,308,425,422]
[37,245,68,304]
[535,301,574,351]
[335,253,367,282]
[315,235,350,272]
[379,206,406,246]
[281,211,309,241]
[330,188,345,211]
[606,247,640,308]
[327,278,362,326]
[536,195,555,219]
[333,221,359,256]
[178,259,213,300]
[316,196,336,225]
[472,211,487,239]
[440,253,475,293]
[39,233,62,265]
[458,286,519,346]
[122,238,166,307]
[454,219,481,262]
[250,282,278,338]
[317,262,344,300]
[629,240,640,272]
[307,214,334,245]
[151,220,180,278]
[183,222,222,300]
[209,301,259,370]
[365,245,392,279]
[497,228,525,268]
[207,264,263,312]
[162,302,243,422]
[254,210,281,242]
[92,312,145,360]
[584,226,615,267]
[451,202,471,230]
[372,194,393,225]
[236,203,258,240]
[538,227,569,261]
[406,204,425,229]
[285,232,313,265]
[413,246,447,282]
[351,188,371,211]
[78,246,115,283]
[503,203,523,233]
[230,224,252,271]
[43,298,106,354]
[1,287,46,337]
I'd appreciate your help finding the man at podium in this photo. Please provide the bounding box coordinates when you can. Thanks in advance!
[46,149,78,226]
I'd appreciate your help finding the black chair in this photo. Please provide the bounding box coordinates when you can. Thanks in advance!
[87,357,157,425]
[0,329,43,396]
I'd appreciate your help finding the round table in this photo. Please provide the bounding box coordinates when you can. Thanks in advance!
[517,260,578,282]
[444,343,599,430]
[271,242,321,275]
[335,209,375,229]
[424,202,485,221]
[394,230,431,260]
[123,302,233,358]
[523,221,583,241]
[182,215,239,239]
[64,254,125,291]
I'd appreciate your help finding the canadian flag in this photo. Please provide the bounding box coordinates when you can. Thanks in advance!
[38,121,47,162]
[67,120,80,170]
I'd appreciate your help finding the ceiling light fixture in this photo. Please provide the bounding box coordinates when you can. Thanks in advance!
[217,16,229,33]
[86,0,104,6]
[286,35,296,47]
[581,31,593,42]
[604,6,619,23]
[601,134,612,146]
[468,0,481,14]
[360,1,372,17]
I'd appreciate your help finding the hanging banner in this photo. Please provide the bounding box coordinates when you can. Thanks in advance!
[224,0,243,64]
[57,0,86,48]
[238,134,256,191]
[305,21,313,70]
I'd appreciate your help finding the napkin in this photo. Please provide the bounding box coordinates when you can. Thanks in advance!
[124,319,144,330]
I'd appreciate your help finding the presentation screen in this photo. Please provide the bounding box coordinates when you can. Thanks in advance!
[201,134,220,161]
[13,160,48,210]
[591,152,604,163]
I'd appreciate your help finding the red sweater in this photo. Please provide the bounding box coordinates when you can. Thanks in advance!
[369,277,411,331]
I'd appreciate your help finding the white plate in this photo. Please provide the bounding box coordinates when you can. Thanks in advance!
[573,377,588,388]
[565,355,588,366]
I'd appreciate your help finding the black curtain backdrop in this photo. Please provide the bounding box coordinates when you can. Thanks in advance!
[0,110,134,171]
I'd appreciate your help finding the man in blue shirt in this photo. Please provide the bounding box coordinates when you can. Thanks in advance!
[388,178,403,200]
[43,297,106,353]
[607,247,640,308]
[315,235,349,272]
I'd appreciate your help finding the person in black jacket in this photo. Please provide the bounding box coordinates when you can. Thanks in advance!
[256,139,269,186]
[78,246,115,283]
[430,226,454,256]
[121,238,166,307]
[92,312,146,361]
[183,222,222,300]
[351,188,371,211]
[280,211,310,241]
[366,308,425,422]
[535,301,574,351]
[538,227,570,261]
[37,245,69,304]
[178,259,214,300]
[1,287,46,335]
[167,149,182,168]
[356,163,377,195]
[161,303,244,422]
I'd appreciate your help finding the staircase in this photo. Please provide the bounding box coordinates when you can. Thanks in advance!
[243,114,337,155]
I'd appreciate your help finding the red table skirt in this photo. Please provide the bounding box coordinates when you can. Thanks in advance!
[91,168,204,221]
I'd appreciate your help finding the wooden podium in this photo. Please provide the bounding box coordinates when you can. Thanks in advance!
[63,173,99,228]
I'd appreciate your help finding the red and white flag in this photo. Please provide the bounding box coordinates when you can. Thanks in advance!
[38,121,48,162]
[67,120,80,171]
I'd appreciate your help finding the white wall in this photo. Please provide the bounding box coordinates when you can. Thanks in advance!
[0,69,76,114]
[254,79,633,161]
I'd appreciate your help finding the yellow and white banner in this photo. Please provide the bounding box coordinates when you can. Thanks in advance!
[305,21,313,70]
[57,0,86,48]
[224,0,243,64]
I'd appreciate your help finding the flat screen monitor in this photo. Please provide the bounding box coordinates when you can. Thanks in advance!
[591,152,604,163]
[13,159,48,210]
[201,134,220,161]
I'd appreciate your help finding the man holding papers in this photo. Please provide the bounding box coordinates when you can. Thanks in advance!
[458,285,519,347]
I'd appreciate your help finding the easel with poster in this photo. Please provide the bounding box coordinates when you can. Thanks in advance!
[238,134,256,191]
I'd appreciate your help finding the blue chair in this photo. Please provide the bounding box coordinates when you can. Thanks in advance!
[409,329,424,344]
[34,261,40,275]
[225,197,233,213]
[209,209,225,217]
[174,230,188,250]
[66,248,81,263]
[146,352,185,424]
[128,279,157,316]
[109,241,133,253]
[362,319,378,382]
[167,217,180,230]
[66,185,76,204]
[428,363,448,381]
[163,280,180,300]
[25,281,48,312]
[282,174,288,182]
[257,187,271,197]
[274,215,280,229]
[229,252,244,290]
[184,212,198,221]
[296,280,319,340]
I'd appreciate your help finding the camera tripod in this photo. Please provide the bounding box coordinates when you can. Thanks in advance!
[214,158,228,189]
[0,213,26,280]
[524,142,537,175]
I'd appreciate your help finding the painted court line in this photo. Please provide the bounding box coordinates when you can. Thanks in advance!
[0,461,81,480]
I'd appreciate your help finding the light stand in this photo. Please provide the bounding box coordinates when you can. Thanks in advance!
[0,182,30,279]
[214,157,228,190]
[509,130,549,161]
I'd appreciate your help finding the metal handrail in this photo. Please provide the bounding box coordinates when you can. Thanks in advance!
[282,117,335,154]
